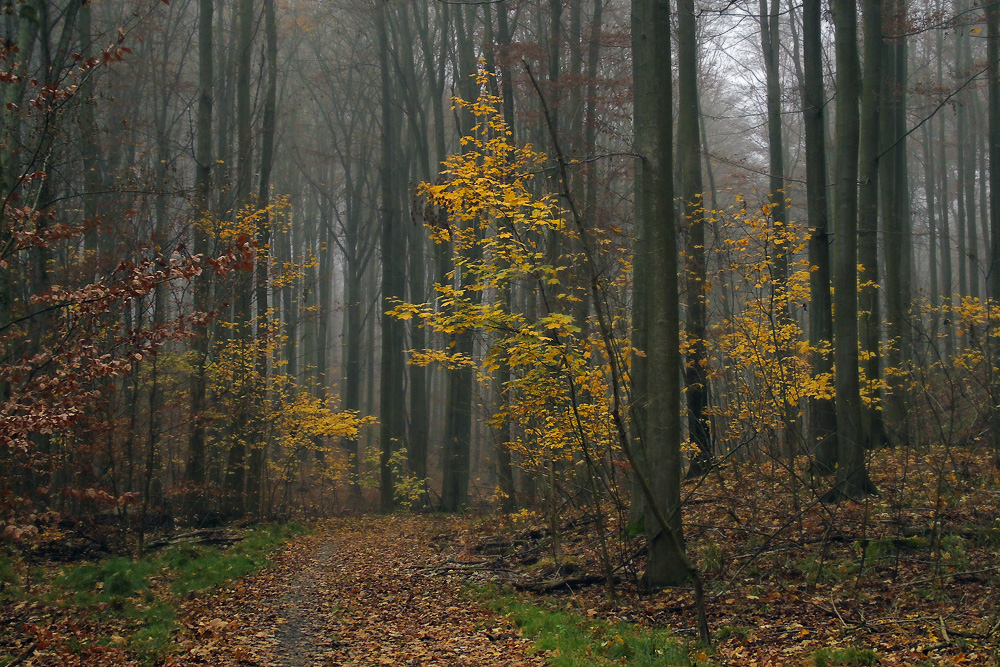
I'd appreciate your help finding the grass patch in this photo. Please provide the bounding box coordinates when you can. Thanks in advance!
[478,586,702,666]
[164,523,306,596]
[812,646,878,667]
[27,522,306,664]
[54,556,159,606]
[713,624,750,642]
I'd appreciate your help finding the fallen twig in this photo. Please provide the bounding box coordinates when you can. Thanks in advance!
[2,641,38,667]
[512,574,607,592]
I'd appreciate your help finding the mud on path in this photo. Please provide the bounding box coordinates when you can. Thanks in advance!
[175,517,544,666]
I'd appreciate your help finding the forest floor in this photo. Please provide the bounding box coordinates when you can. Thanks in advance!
[170,517,545,666]
[2,446,1000,666]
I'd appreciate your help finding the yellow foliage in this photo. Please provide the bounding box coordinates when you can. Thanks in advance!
[392,73,625,477]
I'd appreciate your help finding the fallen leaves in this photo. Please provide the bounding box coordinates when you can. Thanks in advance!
[171,517,544,666]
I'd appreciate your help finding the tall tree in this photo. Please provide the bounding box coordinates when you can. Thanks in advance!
[880,0,911,447]
[758,0,795,457]
[377,0,407,511]
[678,0,712,476]
[632,0,686,586]
[392,4,431,503]
[186,0,214,514]
[936,0,955,360]
[831,0,877,499]
[224,0,256,516]
[800,0,837,471]
[988,0,1000,466]
[441,3,479,511]
[857,0,888,450]
[248,0,279,517]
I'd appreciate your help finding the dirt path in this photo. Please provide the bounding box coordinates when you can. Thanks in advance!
[270,539,340,666]
[176,517,544,666]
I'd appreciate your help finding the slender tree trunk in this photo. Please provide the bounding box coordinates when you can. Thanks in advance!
[395,5,431,502]
[247,0,278,519]
[442,4,479,511]
[958,1,979,299]
[759,0,796,459]
[584,0,603,219]
[937,3,955,359]
[678,0,712,476]
[801,0,837,472]
[77,0,100,255]
[881,7,911,448]
[377,0,407,511]
[186,0,213,516]
[490,1,517,511]
[922,125,939,342]
[988,0,1000,467]
[633,0,686,586]
[224,0,255,517]
[831,0,877,499]
[858,0,886,451]
[955,4,970,301]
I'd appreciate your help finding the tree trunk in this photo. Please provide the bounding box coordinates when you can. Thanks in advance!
[830,0,877,500]
[678,0,713,476]
[988,0,1000,467]
[801,0,837,472]
[441,3,479,512]
[936,2,955,359]
[857,0,887,451]
[632,0,686,586]
[881,7,911,448]
[247,0,278,519]
[224,0,255,517]
[186,0,213,516]
[377,0,407,512]
[759,0,796,460]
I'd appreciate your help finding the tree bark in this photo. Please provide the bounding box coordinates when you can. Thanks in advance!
[632,0,686,586]
[988,0,1000,466]
[678,0,713,476]
[186,0,214,514]
[377,0,407,512]
[801,0,837,472]
[857,0,887,451]
[830,0,877,500]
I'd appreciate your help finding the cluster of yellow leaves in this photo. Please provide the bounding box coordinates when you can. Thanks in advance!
[198,195,291,246]
[707,200,838,447]
[393,76,622,481]
[207,294,374,493]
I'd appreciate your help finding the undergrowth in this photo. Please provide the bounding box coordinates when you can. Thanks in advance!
[475,585,708,666]
[2,523,306,664]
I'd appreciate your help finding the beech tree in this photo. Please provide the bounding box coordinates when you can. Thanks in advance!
[632,0,685,587]
[831,0,877,499]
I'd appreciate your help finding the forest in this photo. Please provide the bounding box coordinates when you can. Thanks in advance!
[1,0,1000,664]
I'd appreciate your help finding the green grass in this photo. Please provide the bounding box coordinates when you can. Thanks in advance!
[162,523,306,595]
[713,624,750,642]
[811,646,878,667]
[478,586,702,666]
[53,556,159,606]
[0,553,17,589]
[30,522,307,664]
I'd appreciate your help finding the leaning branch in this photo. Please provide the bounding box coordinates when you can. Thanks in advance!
[523,59,711,648]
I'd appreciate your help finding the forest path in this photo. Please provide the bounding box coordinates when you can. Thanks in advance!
[178,516,544,666]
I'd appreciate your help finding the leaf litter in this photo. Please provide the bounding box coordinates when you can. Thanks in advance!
[4,446,1000,667]
[174,516,544,666]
